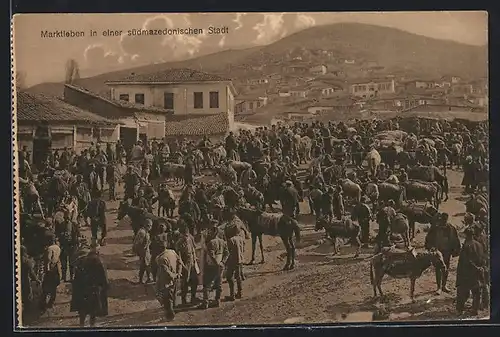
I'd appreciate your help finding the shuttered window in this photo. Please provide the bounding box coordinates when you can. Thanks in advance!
[135,93,145,105]
[119,94,129,102]
[194,92,203,109]
[209,91,219,108]
[164,92,174,109]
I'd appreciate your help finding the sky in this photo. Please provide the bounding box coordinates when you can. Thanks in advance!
[12,11,488,87]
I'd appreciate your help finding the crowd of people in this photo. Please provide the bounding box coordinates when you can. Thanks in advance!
[18,116,490,325]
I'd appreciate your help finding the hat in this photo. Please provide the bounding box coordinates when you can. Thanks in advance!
[464,212,475,223]
[285,180,293,186]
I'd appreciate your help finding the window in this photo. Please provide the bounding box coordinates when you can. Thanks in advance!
[119,94,130,102]
[257,101,262,108]
[249,102,254,110]
[164,92,174,109]
[209,91,219,108]
[135,93,145,105]
[194,92,203,109]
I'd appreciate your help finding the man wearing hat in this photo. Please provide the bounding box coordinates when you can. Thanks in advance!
[40,234,62,312]
[456,225,486,316]
[175,225,199,305]
[123,165,141,200]
[424,212,461,294]
[470,223,490,310]
[85,190,107,247]
[133,219,153,284]
[199,225,228,309]
[352,198,372,248]
[332,185,345,220]
[87,162,101,198]
[225,220,246,302]
[282,180,300,219]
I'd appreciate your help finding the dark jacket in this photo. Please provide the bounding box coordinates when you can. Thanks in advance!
[70,252,109,316]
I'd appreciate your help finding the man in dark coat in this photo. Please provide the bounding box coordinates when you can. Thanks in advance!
[86,190,107,246]
[21,245,40,322]
[70,244,109,327]
[55,216,80,282]
[456,226,486,316]
[282,181,300,218]
[424,212,461,294]
[352,199,372,247]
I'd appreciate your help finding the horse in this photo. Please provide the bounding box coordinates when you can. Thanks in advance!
[366,148,382,177]
[237,207,301,270]
[369,248,447,302]
[398,202,439,239]
[117,199,156,236]
[315,216,361,257]
[21,180,45,219]
[157,183,176,218]
[389,213,411,248]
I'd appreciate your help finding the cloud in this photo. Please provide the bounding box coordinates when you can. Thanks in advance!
[119,14,209,63]
[84,44,120,68]
[295,14,316,29]
[252,13,317,45]
[82,13,319,72]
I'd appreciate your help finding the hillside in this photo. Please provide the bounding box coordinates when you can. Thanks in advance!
[27,23,487,98]
[255,23,487,78]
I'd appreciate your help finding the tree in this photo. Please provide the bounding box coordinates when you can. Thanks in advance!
[65,59,81,84]
[15,70,27,89]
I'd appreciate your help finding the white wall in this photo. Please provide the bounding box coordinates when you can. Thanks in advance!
[108,82,235,115]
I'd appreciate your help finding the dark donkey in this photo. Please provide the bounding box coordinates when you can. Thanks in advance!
[315,216,362,257]
[370,247,446,302]
[237,207,301,270]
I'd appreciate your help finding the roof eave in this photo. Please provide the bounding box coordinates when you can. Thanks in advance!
[105,80,233,86]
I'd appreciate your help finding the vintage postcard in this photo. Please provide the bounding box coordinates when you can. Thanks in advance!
[11,12,489,329]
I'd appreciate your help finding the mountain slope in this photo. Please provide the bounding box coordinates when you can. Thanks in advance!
[257,22,487,77]
[27,23,487,98]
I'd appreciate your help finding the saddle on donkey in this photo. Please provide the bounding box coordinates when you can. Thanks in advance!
[380,234,417,269]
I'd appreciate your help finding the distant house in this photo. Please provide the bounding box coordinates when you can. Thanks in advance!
[309,81,344,97]
[404,80,437,90]
[289,87,309,98]
[344,59,356,64]
[349,78,396,98]
[246,78,269,85]
[284,63,309,74]
[16,91,121,166]
[309,65,327,76]
[234,94,269,114]
[451,83,473,95]
[440,75,462,87]
[467,94,488,107]
[278,90,292,98]
[284,110,312,121]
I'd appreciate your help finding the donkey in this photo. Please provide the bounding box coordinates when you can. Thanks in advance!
[369,248,446,302]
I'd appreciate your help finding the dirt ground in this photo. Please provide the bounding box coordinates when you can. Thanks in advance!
[27,168,489,328]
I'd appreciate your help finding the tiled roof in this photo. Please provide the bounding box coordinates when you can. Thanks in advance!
[348,77,394,85]
[16,91,118,125]
[164,112,230,137]
[106,68,230,84]
[64,84,173,115]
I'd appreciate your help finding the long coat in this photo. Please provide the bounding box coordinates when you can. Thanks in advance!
[70,252,109,316]
[456,239,485,290]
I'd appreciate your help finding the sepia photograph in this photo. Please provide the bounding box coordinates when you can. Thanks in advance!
[11,11,489,328]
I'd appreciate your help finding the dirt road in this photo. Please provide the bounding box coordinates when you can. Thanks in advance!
[28,169,488,327]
